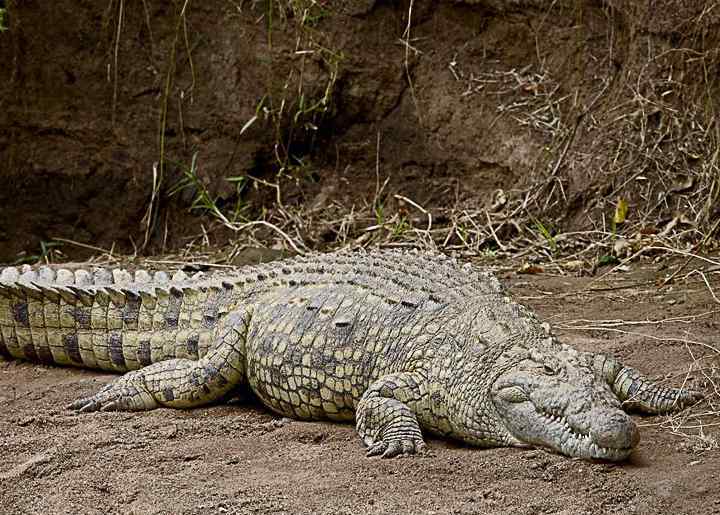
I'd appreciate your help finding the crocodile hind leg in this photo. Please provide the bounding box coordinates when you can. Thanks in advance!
[69,309,250,412]
[355,372,428,458]
[592,354,703,414]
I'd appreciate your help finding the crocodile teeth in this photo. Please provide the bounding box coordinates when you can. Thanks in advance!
[543,412,597,453]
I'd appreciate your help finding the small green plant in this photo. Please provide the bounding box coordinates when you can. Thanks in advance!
[481,247,498,260]
[390,216,410,239]
[141,1,198,248]
[456,223,470,247]
[12,241,62,265]
[374,202,385,226]
[597,254,619,267]
[170,152,248,224]
[532,218,558,254]
[0,7,8,32]
[259,2,343,177]
[259,46,342,175]
[224,174,249,221]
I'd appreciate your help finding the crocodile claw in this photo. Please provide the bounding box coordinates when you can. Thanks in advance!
[68,398,100,413]
[365,436,426,458]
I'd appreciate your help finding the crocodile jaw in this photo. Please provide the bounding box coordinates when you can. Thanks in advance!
[523,405,638,460]
[490,382,640,461]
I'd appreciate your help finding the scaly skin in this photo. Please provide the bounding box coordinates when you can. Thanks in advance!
[0,251,703,460]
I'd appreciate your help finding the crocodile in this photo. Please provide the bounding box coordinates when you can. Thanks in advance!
[0,250,702,460]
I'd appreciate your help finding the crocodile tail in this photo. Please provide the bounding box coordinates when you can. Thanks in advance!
[0,265,230,372]
[591,353,703,414]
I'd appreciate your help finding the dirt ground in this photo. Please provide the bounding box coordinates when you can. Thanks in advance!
[1,262,718,515]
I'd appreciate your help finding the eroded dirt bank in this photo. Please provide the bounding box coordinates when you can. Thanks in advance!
[1,1,719,262]
[1,264,718,515]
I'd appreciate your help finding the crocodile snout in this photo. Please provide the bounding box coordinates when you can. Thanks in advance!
[588,408,639,449]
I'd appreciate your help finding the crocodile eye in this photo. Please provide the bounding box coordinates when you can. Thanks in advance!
[543,364,557,376]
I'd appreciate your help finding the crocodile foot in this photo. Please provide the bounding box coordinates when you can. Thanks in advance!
[68,370,159,413]
[357,395,426,458]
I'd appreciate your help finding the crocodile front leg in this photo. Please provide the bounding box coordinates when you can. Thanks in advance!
[592,354,703,414]
[69,309,250,412]
[355,372,428,458]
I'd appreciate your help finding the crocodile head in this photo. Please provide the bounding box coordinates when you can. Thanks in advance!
[488,346,640,461]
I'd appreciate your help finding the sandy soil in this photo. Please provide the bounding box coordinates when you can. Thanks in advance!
[1,263,719,515]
